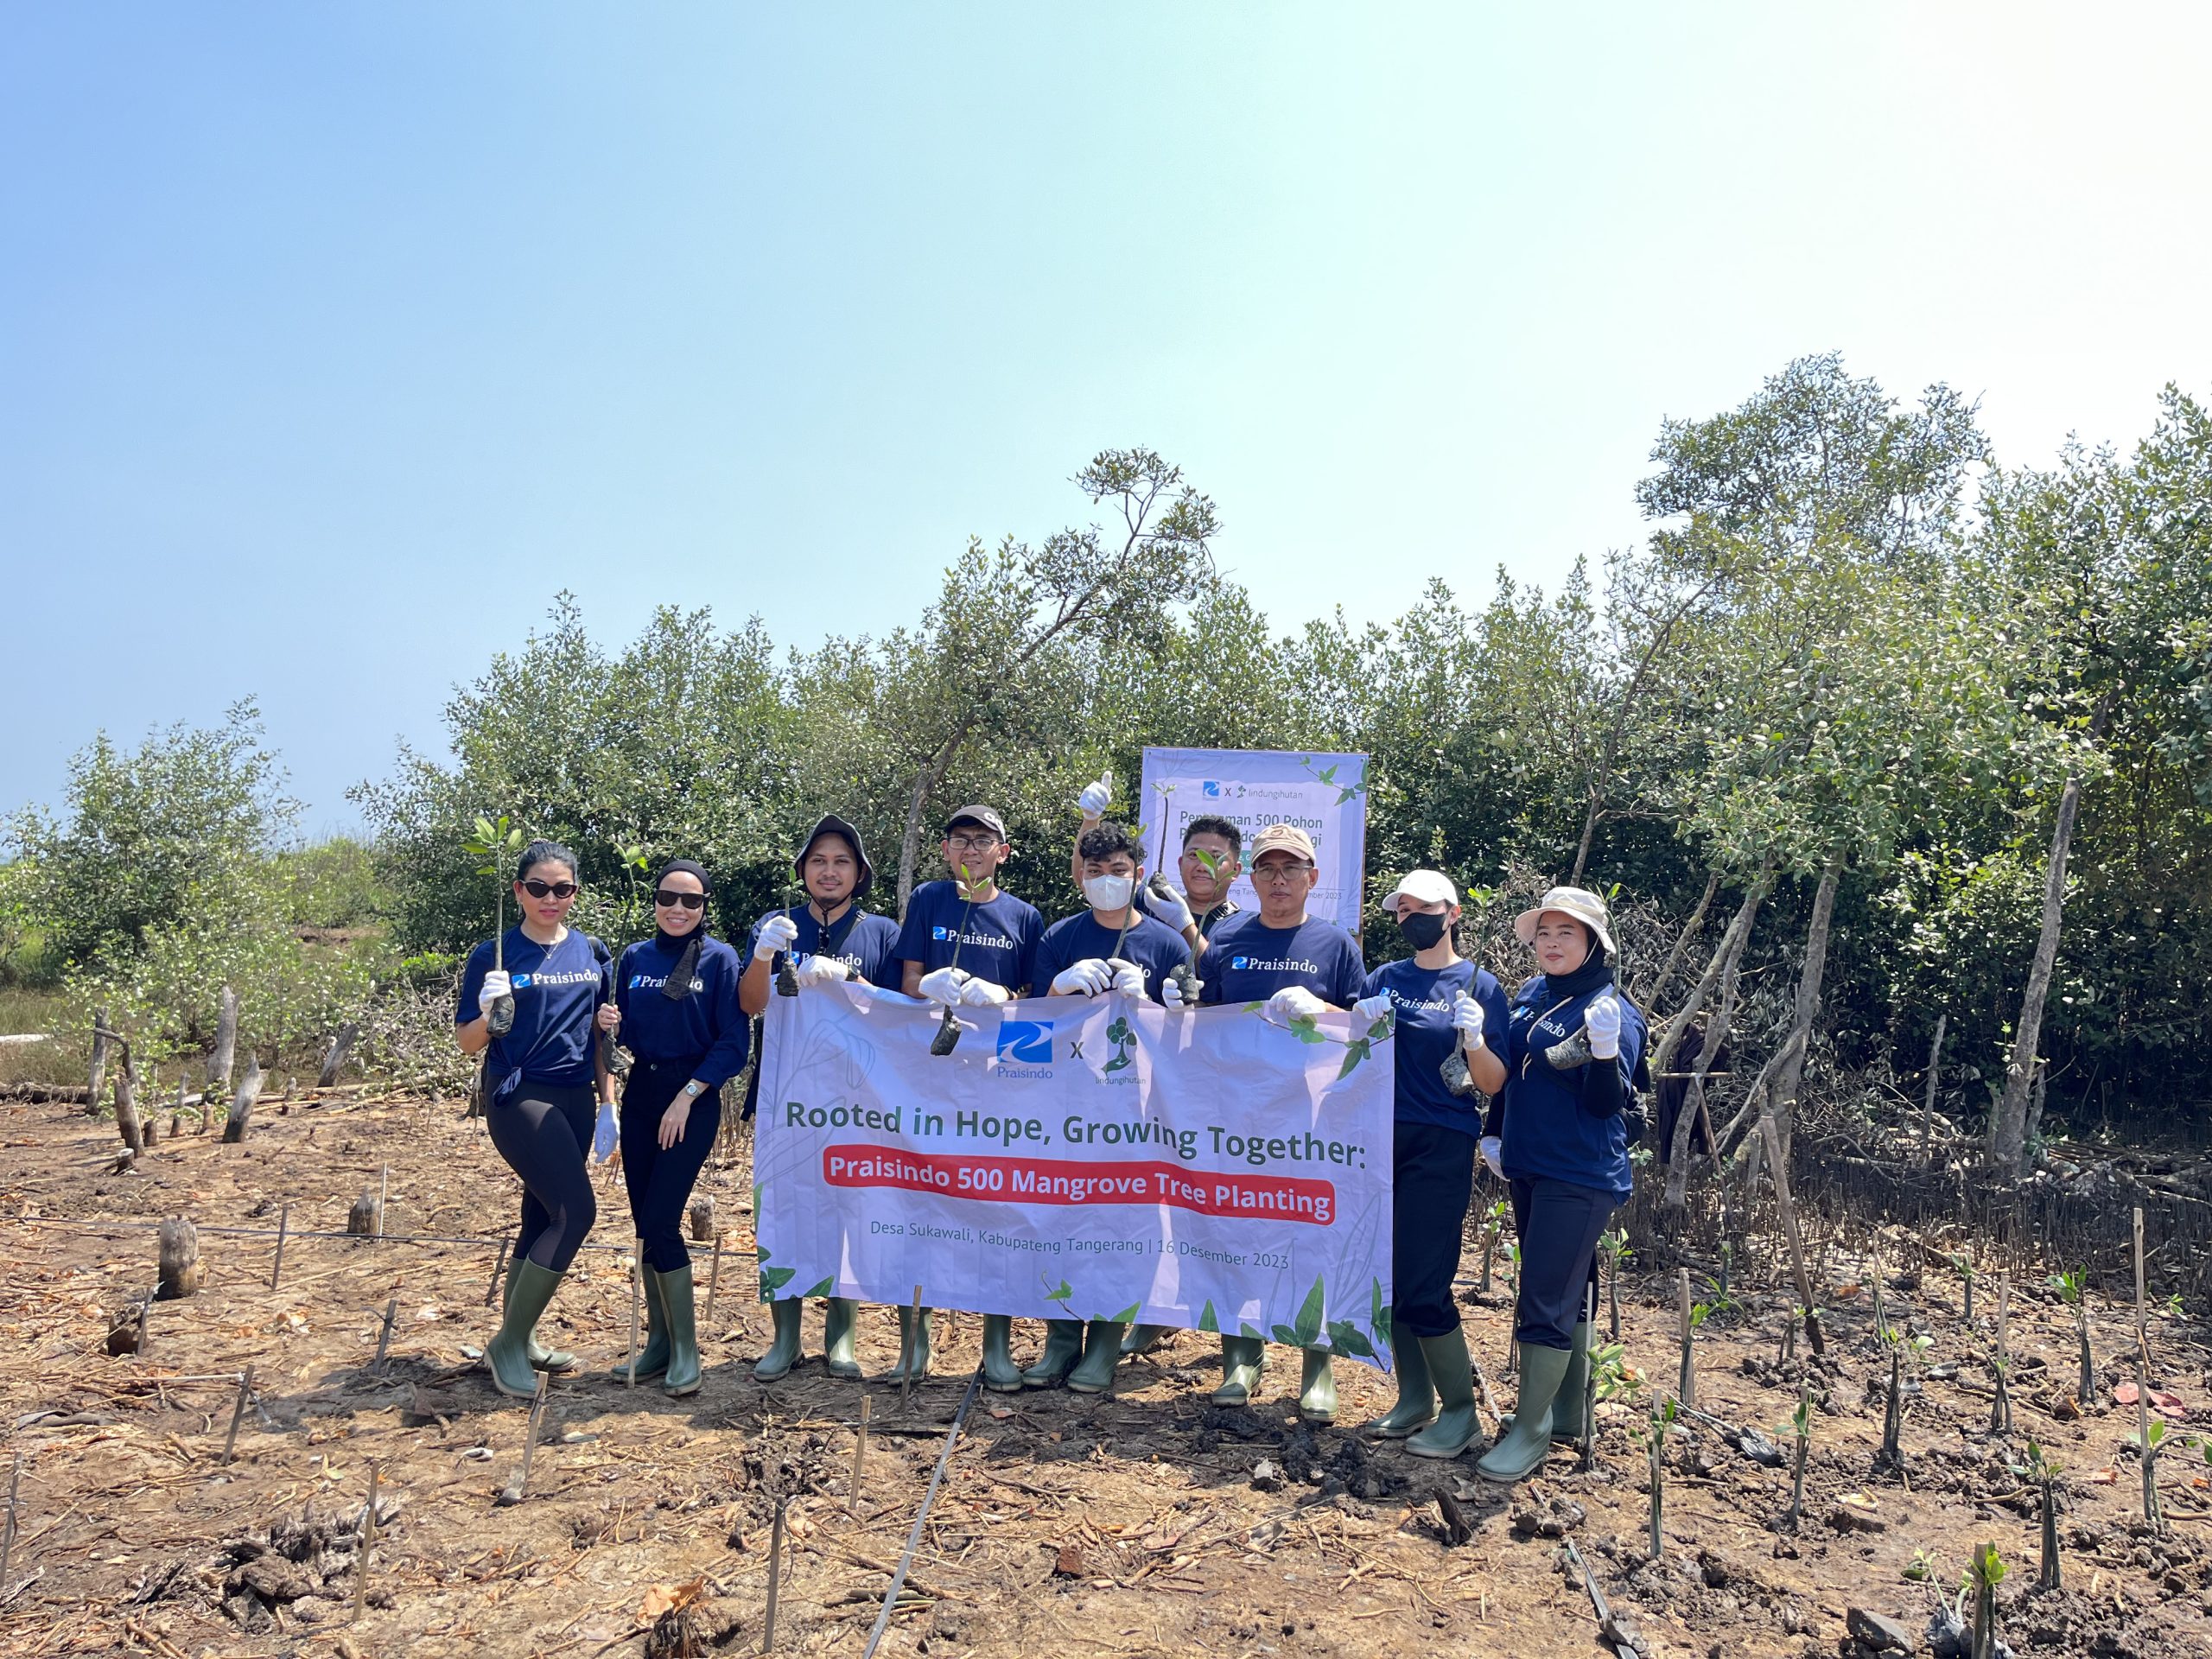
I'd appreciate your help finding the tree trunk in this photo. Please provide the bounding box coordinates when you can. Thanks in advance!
[1662,908,1752,1209]
[207,986,239,1097]
[895,727,974,916]
[1654,864,1773,1079]
[1993,694,2110,1174]
[1642,871,1720,1009]
[87,1008,111,1118]
[1920,1013,1948,1166]
[1769,857,1842,1161]
[113,1039,146,1155]
[318,1022,359,1089]
[221,1057,264,1145]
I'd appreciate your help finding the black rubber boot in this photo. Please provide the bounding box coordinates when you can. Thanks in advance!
[982,1314,1022,1393]
[1361,1331,1436,1437]
[503,1266,576,1373]
[658,1265,702,1396]
[610,1267,671,1381]
[487,1261,564,1399]
[823,1298,861,1379]
[753,1297,803,1381]
[885,1305,933,1383]
[1021,1319,1084,1386]
[1066,1321,1126,1394]
[1211,1335,1265,1405]
[1406,1325,1480,1459]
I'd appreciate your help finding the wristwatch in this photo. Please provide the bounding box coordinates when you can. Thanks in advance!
[682,1080,705,1100]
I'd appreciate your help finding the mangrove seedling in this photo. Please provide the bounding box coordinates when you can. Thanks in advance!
[1502,1240,1522,1376]
[1955,1252,1976,1325]
[462,816,527,1035]
[1878,1329,1931,1471]
[1149,791,1203,1007]
[1783,1386,1813,1530]
[2048,1268,2094,1402]
[1679,1296,1713,1411]
[1630,1397,1677,1560]
[773,875,801,997]
[1902,1547,1939,1583]
[1599,1227,1632,1342]
[1967,1542,2005,1659]
[2133,1417,2169,1535]
[929,862,979,1057]
[1478,1198,1509,1293]
[2013,1441,2063,1590]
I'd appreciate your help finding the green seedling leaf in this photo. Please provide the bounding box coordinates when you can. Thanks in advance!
[1197,1300,1219,1334]
[1293,1274,1326,1346]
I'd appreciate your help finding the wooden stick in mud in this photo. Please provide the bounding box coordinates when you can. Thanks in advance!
[222,1367,255,1465]
[849,1393,870,1515]
[484,1232,512,1308]
[352,1461,379,1621]
[270,1205,291,1293]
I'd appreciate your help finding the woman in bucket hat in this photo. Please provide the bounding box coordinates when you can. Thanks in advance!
[1476,885,1648,1482]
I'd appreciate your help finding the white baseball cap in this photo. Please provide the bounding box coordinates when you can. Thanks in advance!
[1513,885,1617,956]
[1382,869,1459,914]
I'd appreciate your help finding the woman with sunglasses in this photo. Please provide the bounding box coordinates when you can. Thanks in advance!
[458,840,616,1400]
[594,860,747,1396]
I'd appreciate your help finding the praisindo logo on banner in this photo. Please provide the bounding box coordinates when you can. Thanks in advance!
[994,1020,1054,1078]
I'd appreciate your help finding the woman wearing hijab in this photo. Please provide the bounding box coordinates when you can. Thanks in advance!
[1477,885,1647,1483]
[595,859,748,1395]
[457,840,616,1399]
[1348,871,1509,1457]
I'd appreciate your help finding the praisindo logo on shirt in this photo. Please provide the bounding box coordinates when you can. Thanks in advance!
[930,925,1016,950]
[993,1020,1054,1078]
[1229,956,1323,975]
[510,969,600,989]
[627,973,704,993]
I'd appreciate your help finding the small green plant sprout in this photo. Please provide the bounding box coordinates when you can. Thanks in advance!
[1599,1228,1632,1341]
[614,842,651,934]
[1592,1340,1643,1406]
[1478,1198,1508,1292]
[461,815,528,1034]
[1954,1252,1977,1324]
[2012,1440,2063,1590]
[1902,1546,1940,1582]
[1503,1240,1523,1376]
[1967,1542,2005,1659]
[2161,1291,2183,1320]
[2133,1416,2168,1534]
[1783,1386,1814,1530]
[1780,1302,1810,1366]
[1629,1397,1678,1559]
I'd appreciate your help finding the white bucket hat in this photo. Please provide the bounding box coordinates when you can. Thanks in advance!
[1513,885,1617,956]
[1382,869,1459,915]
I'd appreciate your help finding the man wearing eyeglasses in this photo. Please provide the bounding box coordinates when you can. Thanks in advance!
[890,804,1043,1389]
[1188,823,1368,1422]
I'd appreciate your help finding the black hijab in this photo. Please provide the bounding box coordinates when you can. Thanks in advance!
[1537,934,1614,1005]
[652,859,711,1001]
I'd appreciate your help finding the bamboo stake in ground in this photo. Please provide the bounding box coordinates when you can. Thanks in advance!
[377,1165,389,1238]
[1991,1273,2013,1434]
[352,1461,379,1621]
[1757,1114,1824,1354]
[372,1297,398,1372]
[222,1367,256,1465]
[270,1205,290,1293]
[900,1284,921,1414]
[763,1495,787,1653]
[849,1393,870,1514]
[499,1373,551,1505]
[1676,1268,1695,1411]
[483,1232,512,1307]
[705,1235,725,1326]
[2133,1206,2159,1534]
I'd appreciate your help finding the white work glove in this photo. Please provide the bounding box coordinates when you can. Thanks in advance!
[753,913,798,961]
[1479,1136,1503,1179]
[1351,991,1393,1032]
[1585,993,1622,1060]
[918,966,969,1006]
[477,970,512,1014]
[1077,772,1113,817]
[1161,974,1193,1011]
[1452,989,1486,1043]
[958,977,1011,1007]
[1141,874,1193,933]
[1107,957,1146,997]
[1052,958,1113,996]
[1266,986,1327,1023]
[793,956,851,988]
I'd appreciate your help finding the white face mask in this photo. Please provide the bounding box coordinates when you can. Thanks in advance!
[1083,874,1135,912]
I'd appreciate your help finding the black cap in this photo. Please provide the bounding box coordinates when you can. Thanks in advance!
[795,814,874,895]
[944,804,1007,841]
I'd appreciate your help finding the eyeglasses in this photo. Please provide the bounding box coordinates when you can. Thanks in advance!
[1251,861,1313,883]
[653,889,707,910]
[520,879,579,900]
[945,834,1001,852]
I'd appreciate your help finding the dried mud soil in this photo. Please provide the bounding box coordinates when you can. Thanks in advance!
[1,1092,2209,1659]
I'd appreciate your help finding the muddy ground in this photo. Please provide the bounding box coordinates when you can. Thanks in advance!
[2,1087,2209,1659]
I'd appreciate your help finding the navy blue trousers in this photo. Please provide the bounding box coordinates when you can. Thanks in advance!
[1392,1121,1477,1340]
[620,1058,723,1272]
[1509,1176,1613,1351]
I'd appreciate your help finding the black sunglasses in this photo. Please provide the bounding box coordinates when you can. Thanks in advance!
[520,878,579,899]
[653,889,707,910]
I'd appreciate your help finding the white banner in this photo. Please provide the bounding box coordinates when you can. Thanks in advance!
[754,983,1396,1366]
[1135,747,1370,932]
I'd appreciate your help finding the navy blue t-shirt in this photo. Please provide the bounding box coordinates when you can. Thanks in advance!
[1032,911,1189,1006]
[894,881,1043,994]
[1198,914,1368,1008]
[456,927,612,1090]
[1360,958,1509,1136]
[745,904,904,988]
[1498,980,1649,1201]
[613,934,751,1089]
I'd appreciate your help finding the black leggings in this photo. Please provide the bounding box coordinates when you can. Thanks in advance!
[620,1058,723,1273]
[486,1082,600,1274]
[1509,1176,1614,1351]
[1391,1121,1476,1341]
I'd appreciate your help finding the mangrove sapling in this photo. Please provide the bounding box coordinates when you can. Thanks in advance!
[1955,1252,1976,1325]
[1989,1274,2014,1435]
[1502,1240,1522,1376]
[2048,1269,2094,1402]
[1878,1328,1930,1471]
[1147,794,1203,1007]
[1478,1198,1508,1293]
[773,876,802,997]
[2132,1418,2169,1535]
[1600,1228,1631,1342]
[1967,1543,2005,1659]
[1783,1387,1813,1530]
[929,863,979,1057]
[462,817,528,1034]
[1632,1397,1677,1559]
[2015,1441,2063,1590]
[1675,1273,1711,1412]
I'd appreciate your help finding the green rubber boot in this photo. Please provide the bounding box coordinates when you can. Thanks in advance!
[1298,1348,1337,1424]
[981,1314,1023,1393]
[823,1298,861,1379]
[610,1266,671,1381]
[503,1262,576,1372]
[1021,1319,1084,1386]
[658,1265,702,1396]
[753,1297,804,1380]
[1066,1321,1127,1394]
[1120,1322,1171,1358]
[1406,1326,1481,1459]
[486,1260,565,1399]
[1498,1322,1594,1445]
[885,1304,933,1383]
[1211,1335,1265,1405]
[1362,1331,1435,1437]
[1476,1341,1573,1481]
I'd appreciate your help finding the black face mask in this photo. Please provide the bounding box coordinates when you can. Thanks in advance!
[1398,911,1449,952]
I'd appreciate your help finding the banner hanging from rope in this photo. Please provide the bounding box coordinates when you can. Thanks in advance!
[753,984,1397,1367]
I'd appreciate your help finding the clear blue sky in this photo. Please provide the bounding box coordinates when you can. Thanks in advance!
[6,5,2209,833]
